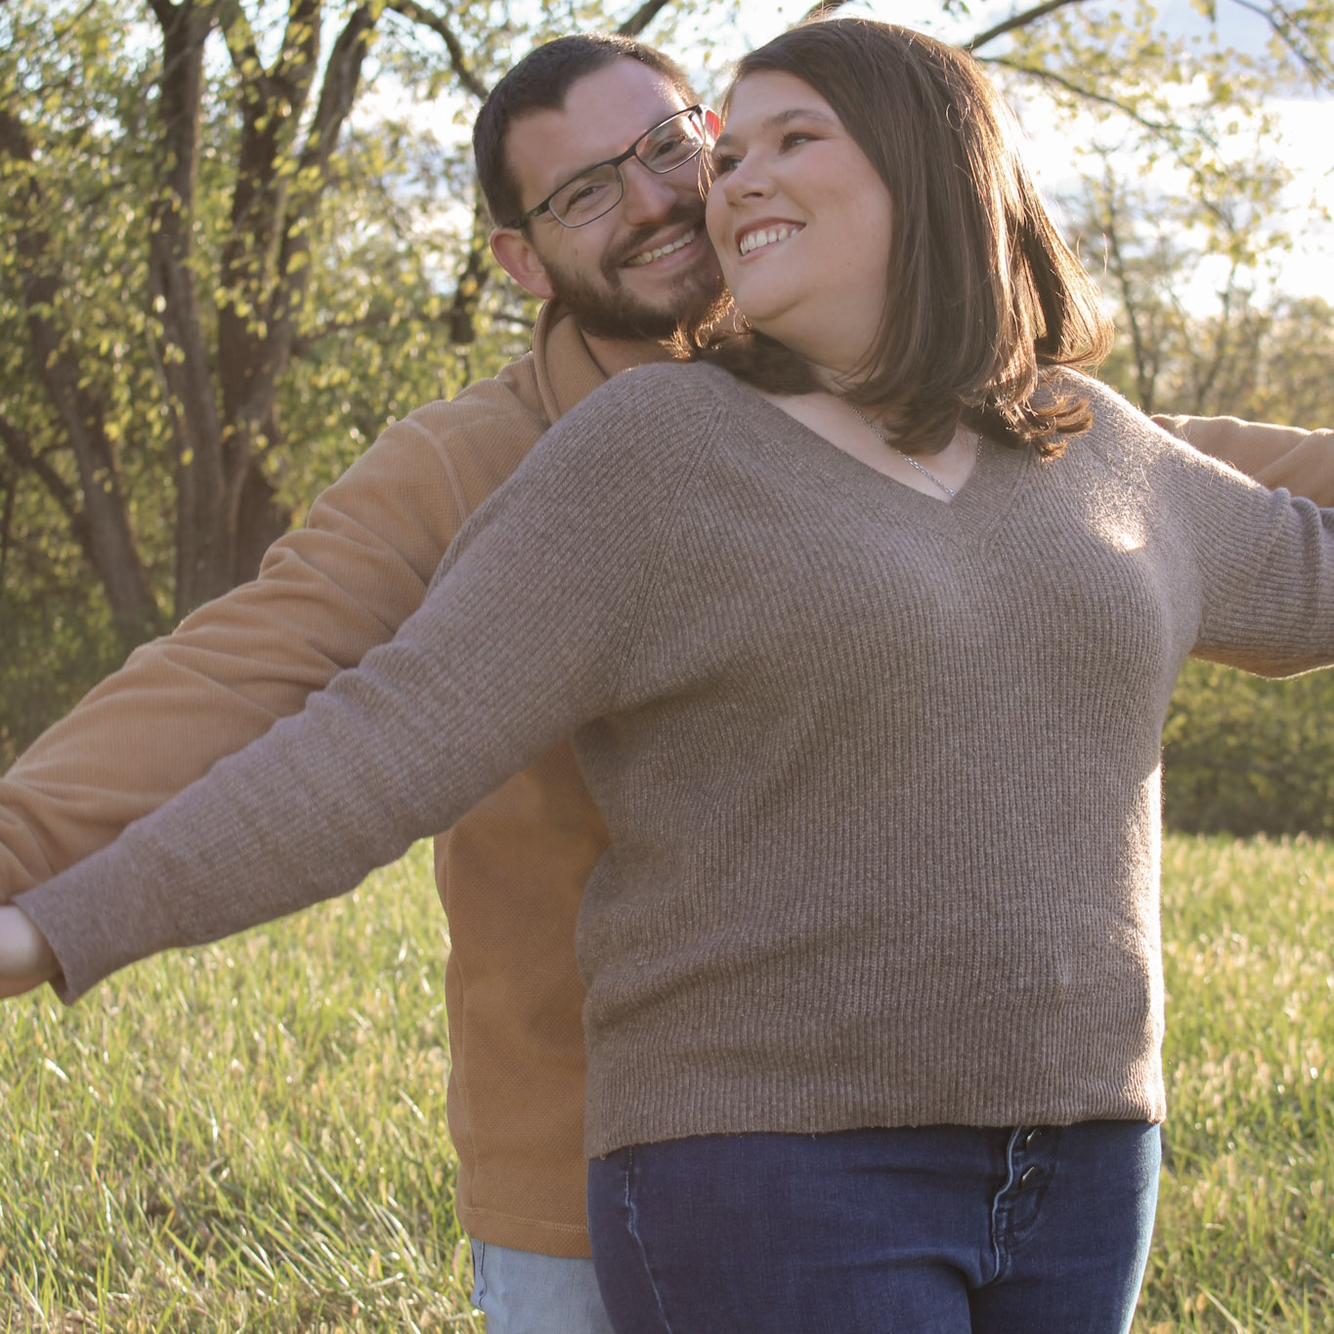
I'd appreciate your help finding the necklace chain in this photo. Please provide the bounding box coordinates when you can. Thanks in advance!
[848,407,978,500]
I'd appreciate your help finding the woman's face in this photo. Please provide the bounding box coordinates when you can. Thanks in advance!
[705,71,896,380]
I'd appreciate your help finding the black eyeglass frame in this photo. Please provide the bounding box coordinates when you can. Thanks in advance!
[508,105,711,230]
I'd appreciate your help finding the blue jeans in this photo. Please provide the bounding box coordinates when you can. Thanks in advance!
[470,1239,617,1334]
[588,1121,1160,1333]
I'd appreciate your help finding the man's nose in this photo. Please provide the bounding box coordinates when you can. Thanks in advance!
[619,160,681,224]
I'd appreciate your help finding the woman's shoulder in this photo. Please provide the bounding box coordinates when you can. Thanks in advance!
[533,360,748,467]
[1040,366,1181,466]
[511,361,739,506]
[1040,367,1275,504]
[1041,366,1149,430]
[587,359,747,417]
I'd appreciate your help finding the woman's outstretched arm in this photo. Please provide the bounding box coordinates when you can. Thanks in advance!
[7,365,715,1004]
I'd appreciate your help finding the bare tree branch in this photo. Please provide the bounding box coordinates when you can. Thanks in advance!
[148,0,231,613]
[0,464,13,587]
[447,211,491,345]
[386,0,489,99]
[0,415,80,523]
[216,0,261,78]
[0,106,157,631]
[296,4,376,178]
[270,0,323,113]
[966,0,1090,52]
[980,56,1184,135]
[617,0,676,36]
[1228,0,1334,90]
[1095,180,1158,409]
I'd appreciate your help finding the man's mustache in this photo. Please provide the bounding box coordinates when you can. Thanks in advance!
[605,205,709,274]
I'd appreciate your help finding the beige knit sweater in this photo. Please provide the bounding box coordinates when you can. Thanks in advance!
[19,363,1334,1156]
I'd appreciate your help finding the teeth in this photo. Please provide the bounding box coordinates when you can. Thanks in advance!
[738,224,802,256]
[625,229,697,267]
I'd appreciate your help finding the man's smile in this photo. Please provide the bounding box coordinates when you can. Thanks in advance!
[621,226,706,269]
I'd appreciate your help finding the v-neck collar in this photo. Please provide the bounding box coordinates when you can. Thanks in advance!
[738,384,1033,546]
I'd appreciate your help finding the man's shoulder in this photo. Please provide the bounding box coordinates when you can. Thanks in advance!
[326,350,553,523]
[392,350,550,452]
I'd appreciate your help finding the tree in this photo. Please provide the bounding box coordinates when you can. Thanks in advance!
[0,0,1330,763]
[0,0,679,647]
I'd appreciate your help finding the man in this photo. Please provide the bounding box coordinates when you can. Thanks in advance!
[1,31,1330,1334]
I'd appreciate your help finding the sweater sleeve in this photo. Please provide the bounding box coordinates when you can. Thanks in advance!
[0,375,546,898]
[1187,479,1334,676]
[16,367,714,1002]
[1134,403,1334,676]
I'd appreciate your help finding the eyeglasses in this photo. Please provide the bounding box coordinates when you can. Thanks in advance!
[510,105,714,230]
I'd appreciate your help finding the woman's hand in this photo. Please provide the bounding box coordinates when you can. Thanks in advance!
[0,904,58,997]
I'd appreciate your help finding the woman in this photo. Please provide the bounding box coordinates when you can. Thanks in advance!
[4,19,1332,1332]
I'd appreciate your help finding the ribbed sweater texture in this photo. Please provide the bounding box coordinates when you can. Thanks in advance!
[21,363,1334,1157]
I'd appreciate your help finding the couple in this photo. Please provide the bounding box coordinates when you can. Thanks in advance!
[3,18,1333,1334]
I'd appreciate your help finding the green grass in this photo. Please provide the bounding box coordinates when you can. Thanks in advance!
[2,835,1330,1331]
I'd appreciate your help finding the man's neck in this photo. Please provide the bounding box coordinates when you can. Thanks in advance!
[582,330,677,378]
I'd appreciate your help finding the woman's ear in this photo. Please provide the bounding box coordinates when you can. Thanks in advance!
[490,228,557,301]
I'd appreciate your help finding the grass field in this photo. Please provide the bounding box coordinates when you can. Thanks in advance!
[2,834,1330,1332]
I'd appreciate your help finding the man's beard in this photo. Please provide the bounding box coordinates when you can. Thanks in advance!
[541,209,727,342]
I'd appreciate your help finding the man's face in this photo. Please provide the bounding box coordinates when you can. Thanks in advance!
[496,60,725,341]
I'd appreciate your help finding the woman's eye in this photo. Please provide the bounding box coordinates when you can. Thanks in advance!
[780,131,813,150]
[712,153,740,174]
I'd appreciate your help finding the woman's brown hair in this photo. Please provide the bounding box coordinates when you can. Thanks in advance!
[679,19,1113,456]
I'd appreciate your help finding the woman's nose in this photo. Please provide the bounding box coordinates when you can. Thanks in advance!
[721,157,773,204]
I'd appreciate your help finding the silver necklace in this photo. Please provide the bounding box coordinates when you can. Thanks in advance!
[849,406,978,500]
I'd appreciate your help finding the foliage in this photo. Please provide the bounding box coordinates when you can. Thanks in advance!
[0,589,128,767]
[1076,158,1334,422]
[1,834,1329,1328]
[1,0,1332,767]
[0,0,626,642]
[1163,662,1334,837]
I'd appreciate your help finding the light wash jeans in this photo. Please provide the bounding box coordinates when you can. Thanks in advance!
[470,1239,616,1334]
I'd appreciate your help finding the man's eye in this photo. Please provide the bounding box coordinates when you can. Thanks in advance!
[565,179,611,207]
[649,133,689,160]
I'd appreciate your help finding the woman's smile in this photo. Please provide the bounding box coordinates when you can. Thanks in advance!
[735,221,805,258]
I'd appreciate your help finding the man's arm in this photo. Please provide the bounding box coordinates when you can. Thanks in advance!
[1153,414,1334,506]
[0,382,543,898]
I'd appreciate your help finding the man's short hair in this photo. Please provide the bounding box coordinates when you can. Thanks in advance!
[473,34,698,229]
